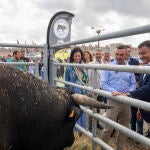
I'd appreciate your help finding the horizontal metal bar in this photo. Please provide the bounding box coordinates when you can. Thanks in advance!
[81,107,150,147]
[0,43,44,48]
[55,79,150,111]
[1,25,150,49]
[0,62,36,66]
[54,63,150,74]
[50,24,150,48]
[75,124,113,150]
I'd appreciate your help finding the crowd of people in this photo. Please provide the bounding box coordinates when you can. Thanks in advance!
[64,41,150,150]
[0,50,44,77]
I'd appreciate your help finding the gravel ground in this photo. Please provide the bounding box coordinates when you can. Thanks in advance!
[65,130,150,150]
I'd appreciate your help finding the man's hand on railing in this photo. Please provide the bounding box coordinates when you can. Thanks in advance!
[111,91,126,96]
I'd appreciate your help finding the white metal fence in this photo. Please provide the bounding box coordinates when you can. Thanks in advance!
[49,24,150,150]
[54,63,150,149]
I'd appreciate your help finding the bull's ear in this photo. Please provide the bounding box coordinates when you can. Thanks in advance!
[68,110,75,118]
[67,107,82,121]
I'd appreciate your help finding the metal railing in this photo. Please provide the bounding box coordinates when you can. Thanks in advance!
[54,63,150,149]
[50,24,150,48]
[50,24,150,149]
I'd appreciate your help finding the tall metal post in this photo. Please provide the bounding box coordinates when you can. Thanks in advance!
[92,69,98,150]
[91,27,105,47]
[43,44,49,83]
[96,30,100,47]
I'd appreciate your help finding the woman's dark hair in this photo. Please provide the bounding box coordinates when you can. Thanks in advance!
[69,47,84,63]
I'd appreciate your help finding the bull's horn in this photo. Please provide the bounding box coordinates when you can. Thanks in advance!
[72,94,113,109]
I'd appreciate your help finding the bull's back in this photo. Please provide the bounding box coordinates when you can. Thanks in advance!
[0,64,73,149]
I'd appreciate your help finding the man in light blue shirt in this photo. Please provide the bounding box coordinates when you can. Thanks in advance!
[100,45,136,150]
[101,61,136,93]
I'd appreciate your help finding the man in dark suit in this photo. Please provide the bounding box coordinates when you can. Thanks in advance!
[126,45,139,64]
[128,41,150,137]
[126,45,144,136]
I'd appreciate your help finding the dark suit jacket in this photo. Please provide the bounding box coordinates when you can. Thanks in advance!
[130,74,150,123]
[128,57,139,66]
[129,57,140,82]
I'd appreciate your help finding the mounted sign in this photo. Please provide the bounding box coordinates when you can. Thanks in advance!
[46,11,74,84]
[47,11,74,50]
[53,19,69,39]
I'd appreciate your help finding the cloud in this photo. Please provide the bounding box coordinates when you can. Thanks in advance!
[112,0,150,18]
[0,0,149,47]
[34,0,76,12]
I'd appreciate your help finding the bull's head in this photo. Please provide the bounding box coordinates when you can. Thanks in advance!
[56,89,113,149]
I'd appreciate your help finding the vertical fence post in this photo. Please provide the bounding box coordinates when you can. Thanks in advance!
[34,62,39,77]
[92,69,98,150]
[86,68,90,131]
[53,63,57,87]
[43,44,49,83]
[49,48,55,86]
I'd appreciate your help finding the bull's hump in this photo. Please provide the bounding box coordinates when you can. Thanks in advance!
[0,64,73,105]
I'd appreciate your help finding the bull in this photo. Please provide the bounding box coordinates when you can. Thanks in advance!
[0,64,112,150]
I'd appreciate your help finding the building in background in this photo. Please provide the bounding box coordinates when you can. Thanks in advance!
[0,43,139,59]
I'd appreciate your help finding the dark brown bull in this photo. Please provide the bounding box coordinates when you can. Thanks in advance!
[0,64,112,150]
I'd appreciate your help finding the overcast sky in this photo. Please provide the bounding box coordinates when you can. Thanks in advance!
[0,0,150,47]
